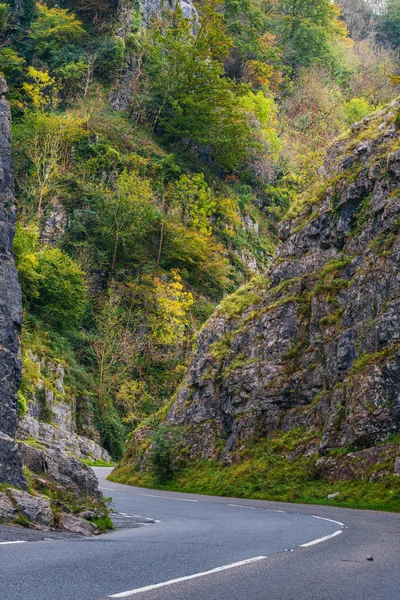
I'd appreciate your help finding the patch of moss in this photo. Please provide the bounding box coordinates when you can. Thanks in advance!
[319,308,344,327]
[350,347,396,375]
[209,332,234,363]
[216,275,267,320]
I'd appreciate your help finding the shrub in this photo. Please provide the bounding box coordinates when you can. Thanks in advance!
[148,424,179,483]
[34,247,88,331]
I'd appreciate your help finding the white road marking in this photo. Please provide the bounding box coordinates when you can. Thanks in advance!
[139,493,198,503]
[109,557,267,597]
[311,515,344,527]
[99,487,115,491]
[300,529,342,547]
[227,504,256,509]
[0,541,27,546]
[115,512,161,523]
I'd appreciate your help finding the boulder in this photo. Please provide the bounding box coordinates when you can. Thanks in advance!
[19,442,101,498]
[9,489,52,527]
[0,492,16,522]
[60,513,99,536]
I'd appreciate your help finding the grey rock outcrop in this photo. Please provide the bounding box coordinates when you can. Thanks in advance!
[17,356,111,463]
[60,513,100,536]
[19,442,101,498]
[0,77,26,489]
[8,488,52,527]
[0,492,17,522]
[161,101,400,476]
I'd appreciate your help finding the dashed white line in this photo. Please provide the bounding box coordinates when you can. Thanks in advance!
[227,504,256,509]
[99,487,115,491]
[109,556,267,597]
[139,493,198,503]
[0,541,27,546]
[300,529,342,547]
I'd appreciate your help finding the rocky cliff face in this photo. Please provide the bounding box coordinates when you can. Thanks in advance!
[17,354,111,464]
[0,77,26,489]
[165,101,400,478]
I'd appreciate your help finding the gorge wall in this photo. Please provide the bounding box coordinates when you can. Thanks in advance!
[158,100,400,482]
[0,77,26,489]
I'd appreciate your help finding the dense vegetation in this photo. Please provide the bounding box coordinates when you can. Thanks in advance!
[1,0,398,459]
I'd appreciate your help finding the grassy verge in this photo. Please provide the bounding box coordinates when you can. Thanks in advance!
[82,459,115,467]
[109,435,400,512]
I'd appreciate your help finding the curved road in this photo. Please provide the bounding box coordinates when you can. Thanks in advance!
[0,467,399,600]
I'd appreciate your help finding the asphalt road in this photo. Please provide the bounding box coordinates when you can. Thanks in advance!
[0,466,399,600]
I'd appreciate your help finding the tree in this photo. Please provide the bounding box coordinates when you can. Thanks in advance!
[30,2,85,62]
[130,1,255,170]
[269,0,348,69]
[102,169,159,277]
[13,112,81,218]
[347,38,398,104]
[93,292,137,409]
[14,225,88,331]
[378,0,400,49]
[34,247,88,330]
[337,0,376,41]
[22,66,58,111]
[280,68,346,177]
[148,270,194,347]
[166,173,216,236]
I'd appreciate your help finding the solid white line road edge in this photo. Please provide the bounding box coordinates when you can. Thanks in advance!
[300,529,343,547]
[0,540,27,546]
[311,515,344,527]
[109,557,268,597]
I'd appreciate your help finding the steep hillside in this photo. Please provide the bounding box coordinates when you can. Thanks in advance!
[0,77,110,535]
[112,101,400,510]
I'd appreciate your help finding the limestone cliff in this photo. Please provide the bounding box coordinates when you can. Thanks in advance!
[164,101,400,479]
[0,77,26,489]
[17,355,111,464]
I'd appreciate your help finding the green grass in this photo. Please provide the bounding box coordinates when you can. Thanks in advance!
[109,428,400,512]
[92,516,114,532]
[216,275,267,320]
[14,515,31,527]
[81,459,115,467]
[350,347,396,374]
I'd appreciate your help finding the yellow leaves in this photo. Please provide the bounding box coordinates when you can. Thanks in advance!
[389,75,400,86]
[243,60,274,87]
[331,2,349,38]
[151,270,194,346]
[22,66,58,111]
[238,90,280,154]
[166,173,216,236]
[31,3,85,55]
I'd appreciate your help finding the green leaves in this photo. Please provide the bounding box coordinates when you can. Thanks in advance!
[30,2,85,61]
[130,2,254,170]
[14,225,88,331]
